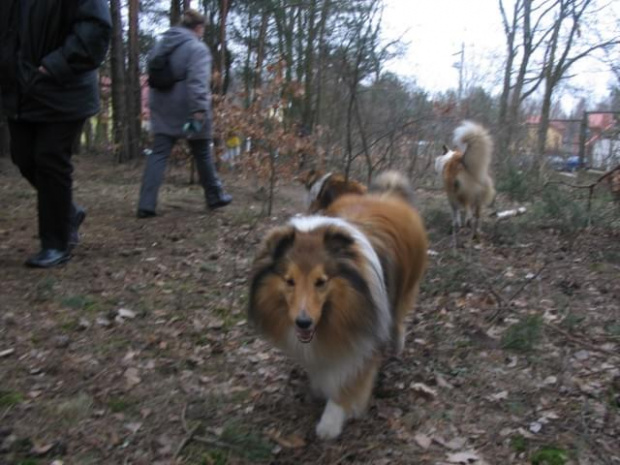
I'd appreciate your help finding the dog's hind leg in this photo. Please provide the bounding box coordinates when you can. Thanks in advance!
[471,202,481,241]
[450,203,461,248]
[392,285,420,356]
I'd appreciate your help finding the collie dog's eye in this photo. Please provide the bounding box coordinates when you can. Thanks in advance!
[285,277,295,287]
[315,277,328,288]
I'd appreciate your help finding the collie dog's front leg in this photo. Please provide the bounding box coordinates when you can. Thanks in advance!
[316,399,347,439]
[315,359,380,440]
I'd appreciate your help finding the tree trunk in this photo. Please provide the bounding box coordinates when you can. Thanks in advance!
[109,0,131,163]
[497,0,518,157]
[253,10,268,99]
[301,1,317,132]
[170,0,182,26]
[127,0,141,160]
[313,0,331,129]
[536,79,553,161]
[95,71,110,150]
[218,0,229,95]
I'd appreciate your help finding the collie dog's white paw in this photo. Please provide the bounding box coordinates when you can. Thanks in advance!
[316,400,346,440]
[394,329,406,357]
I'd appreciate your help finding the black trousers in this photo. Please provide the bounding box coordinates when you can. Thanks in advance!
[9,119,84,250]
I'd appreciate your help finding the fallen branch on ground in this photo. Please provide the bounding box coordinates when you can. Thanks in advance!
[545,323,618,358]
[489,207,527,220]
[486,262,548,325]
[175,403,200,459]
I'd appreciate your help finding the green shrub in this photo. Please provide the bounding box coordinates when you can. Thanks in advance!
[501,314,543,352]
[497,168,530,202]
[530,446,568,465]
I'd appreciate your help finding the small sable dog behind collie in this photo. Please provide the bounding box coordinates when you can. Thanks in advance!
[248,171,428,439]
[296,168,367,213]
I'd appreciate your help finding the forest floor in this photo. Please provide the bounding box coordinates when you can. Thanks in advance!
[1,155,619,465]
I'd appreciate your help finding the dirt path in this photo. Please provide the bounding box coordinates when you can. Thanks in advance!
[1,156,619,465]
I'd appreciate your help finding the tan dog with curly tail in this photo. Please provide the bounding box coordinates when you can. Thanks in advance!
[435,121,495,245]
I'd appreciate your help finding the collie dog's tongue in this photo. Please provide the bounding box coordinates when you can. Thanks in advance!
[296,328,315,343]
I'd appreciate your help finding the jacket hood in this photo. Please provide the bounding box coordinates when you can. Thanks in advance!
[159,26,197,52]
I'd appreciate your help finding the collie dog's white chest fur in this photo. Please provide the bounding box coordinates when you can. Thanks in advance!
[281,329,374,402]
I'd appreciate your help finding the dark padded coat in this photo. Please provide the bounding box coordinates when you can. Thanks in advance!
[0,0,112,122]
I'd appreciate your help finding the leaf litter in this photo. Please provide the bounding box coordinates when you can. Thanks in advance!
[0,159,619,463]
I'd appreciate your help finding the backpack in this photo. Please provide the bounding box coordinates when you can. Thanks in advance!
[147,39,190,90]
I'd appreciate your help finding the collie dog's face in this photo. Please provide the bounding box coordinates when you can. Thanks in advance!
[250,224,373,346]
[279,254,330,343]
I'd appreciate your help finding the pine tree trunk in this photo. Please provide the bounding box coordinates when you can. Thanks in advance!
[95,72,110,150]
[170,0,182,26]
[218,0,229,95]
[109,0,131,162]
[127,0,141,159]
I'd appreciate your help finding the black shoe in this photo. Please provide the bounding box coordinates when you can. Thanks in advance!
[208,193,233,210]
[69,207,86,249]
[25,248,71,268]
[137,209,157,219]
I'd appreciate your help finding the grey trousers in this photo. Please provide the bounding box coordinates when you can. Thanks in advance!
[138,134,223,212]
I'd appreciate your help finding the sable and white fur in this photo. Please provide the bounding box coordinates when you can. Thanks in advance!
[297,168,367,213]
[249,172,427,439]
[435,121,495,244]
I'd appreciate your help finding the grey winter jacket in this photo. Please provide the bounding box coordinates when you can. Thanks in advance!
[148,27,212,139]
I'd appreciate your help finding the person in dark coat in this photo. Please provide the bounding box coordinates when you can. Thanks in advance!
[137,9,232,218]
[0,0,112,268]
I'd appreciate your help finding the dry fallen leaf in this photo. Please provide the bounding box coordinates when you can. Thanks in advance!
[447,450,482,464]
[30,442,55,456]
[414,433,432,450]
[124,367,141,388]
[529,421,542,433]
[124,422,142,434]
[267,430,306,449]
[434,436,467,451]
[118,308,136,319]
[410,382,438,399]
[487,390,508,402]
[0,348,15,358]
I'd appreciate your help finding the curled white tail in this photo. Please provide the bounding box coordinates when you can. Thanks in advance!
[454,121,493,184]
[370,170,416,204]
[454,121,495,205]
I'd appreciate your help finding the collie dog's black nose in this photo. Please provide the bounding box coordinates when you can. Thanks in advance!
[295,316,313,329]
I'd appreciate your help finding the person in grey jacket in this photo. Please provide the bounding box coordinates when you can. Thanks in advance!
[137,9,232,218]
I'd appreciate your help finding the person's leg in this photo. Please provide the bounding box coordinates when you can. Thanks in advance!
[137,134,176,215]
[188,138,232,209]
[33,120,85,252]
[8,120,38,188]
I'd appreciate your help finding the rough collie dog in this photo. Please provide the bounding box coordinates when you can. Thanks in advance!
[297,169,367,213]
[249,172,427,439]
[435,121,495,244]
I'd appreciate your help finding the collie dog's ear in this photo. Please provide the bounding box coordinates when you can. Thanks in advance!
[255,226,296,264]
[442,144,450,155]
[295,169,316,187]
[323,228,354,256]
